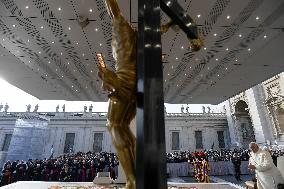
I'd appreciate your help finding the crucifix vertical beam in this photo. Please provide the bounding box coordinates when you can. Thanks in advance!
[136,0,167,189]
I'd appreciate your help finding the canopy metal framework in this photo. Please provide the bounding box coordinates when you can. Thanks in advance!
[0,0,284,104]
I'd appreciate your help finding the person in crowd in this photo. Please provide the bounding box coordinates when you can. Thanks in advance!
[26,161,34,181]
[0,164,13,186]
[201,158,210,183]
[271,150,278,166]
[59,164,72,182]
[232,152,242,181]
[41,164,50,181]
[248,142,284,189]
[88,160,97,182]
[79,159,87,182]
[70,159,79,182]
[191,155,202,182]
[15,160,26,181]
[33,163,42,181]
[11,160,18,181]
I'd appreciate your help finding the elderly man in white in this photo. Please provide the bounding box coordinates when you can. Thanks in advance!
[248,142,284,189]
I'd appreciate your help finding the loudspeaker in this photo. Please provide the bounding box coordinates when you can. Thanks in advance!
[77,16,89,28]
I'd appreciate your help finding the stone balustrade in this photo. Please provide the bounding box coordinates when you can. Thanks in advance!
[0,112,226,119]
[166,112,226,117]
[0,112,108,119]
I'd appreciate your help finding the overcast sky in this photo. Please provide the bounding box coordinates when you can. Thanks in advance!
[0,78,224,113]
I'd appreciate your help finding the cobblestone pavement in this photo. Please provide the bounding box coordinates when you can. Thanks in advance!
[212,174,254,187]
[167,174,255,189]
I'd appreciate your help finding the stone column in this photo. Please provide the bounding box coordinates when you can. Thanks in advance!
[246,88,266,144]
[278,156,284,178]
[252,84,275,142]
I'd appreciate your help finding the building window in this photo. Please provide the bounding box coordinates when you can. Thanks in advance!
[1,134,12,151]
[195,131,203,149]
[64,133,75,153]
[93,133,104,152]
[217,131,225,148]
[171,132,180,150]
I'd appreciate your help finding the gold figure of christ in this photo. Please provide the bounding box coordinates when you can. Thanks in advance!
[98,1,203,188]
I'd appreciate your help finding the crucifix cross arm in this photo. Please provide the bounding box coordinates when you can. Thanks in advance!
[160,0,203,51]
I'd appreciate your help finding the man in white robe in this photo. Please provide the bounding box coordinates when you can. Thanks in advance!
[248,142,284,189]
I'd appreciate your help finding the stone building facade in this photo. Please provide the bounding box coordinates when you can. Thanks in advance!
[224,72,284,148]
[165,113,229,152]
[2,72,284,168]
[0,111,229,168]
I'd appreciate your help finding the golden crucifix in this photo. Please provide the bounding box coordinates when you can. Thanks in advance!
[98,1,203,188]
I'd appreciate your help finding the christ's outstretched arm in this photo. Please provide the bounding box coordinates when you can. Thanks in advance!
[105,0,121,19]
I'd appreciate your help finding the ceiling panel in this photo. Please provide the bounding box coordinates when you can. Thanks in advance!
[0,0,283,104]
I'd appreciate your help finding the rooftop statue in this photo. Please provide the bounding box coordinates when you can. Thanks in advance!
[89,104,93,113]
[186,105,189,113]
[207,106,211,113]
[181,105,184,113]
[4,103,9,112]
[202,106,206,113]
[33,104,39,112]
[26,104,31,112]
[56,105,59,112]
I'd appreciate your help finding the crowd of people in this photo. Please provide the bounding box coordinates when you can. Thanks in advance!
[0,152,119,186]
[166,149,249,163]
[1,148,284,186]
[166,147,284,183]
[166,147,284,163]
[165,149,250,183]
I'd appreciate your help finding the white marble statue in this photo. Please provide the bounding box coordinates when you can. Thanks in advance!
[185,105,189,113]
[56,105,59,112]
[223,105,226,113]
[207,106,211,113]
[26,104,31,112]
[62,104,65,112]
[89,104,93,113]
[4,103,8,112]
[181,105,184,113]
[33,104,39,112]
[202,106,206,113]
